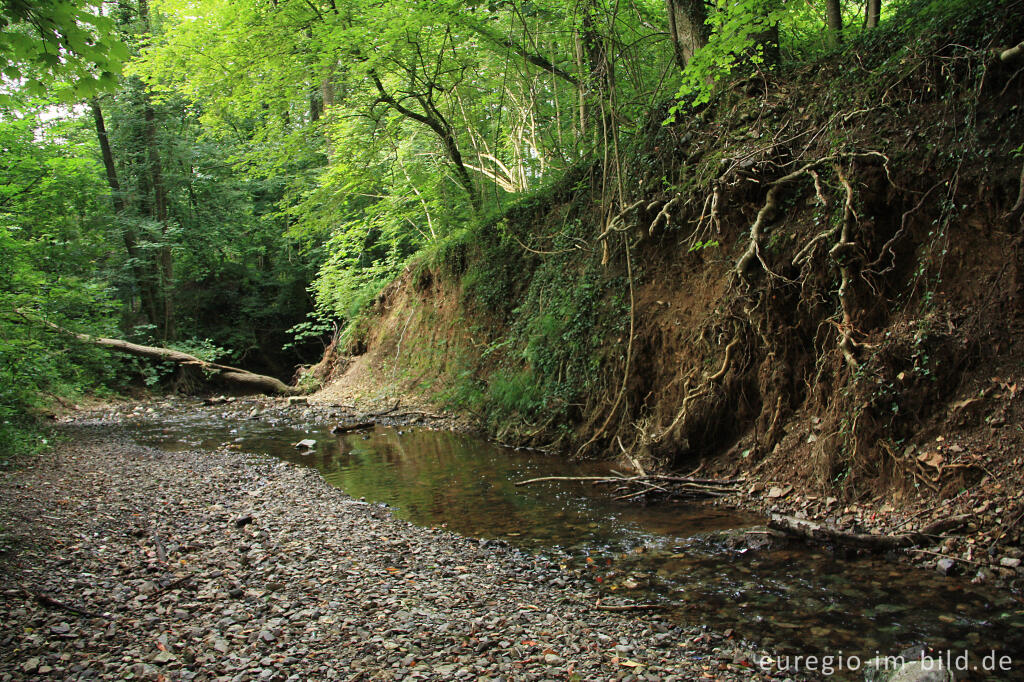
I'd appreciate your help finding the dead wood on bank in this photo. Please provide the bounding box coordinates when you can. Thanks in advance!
[768,513,972,552]
[33,316,301,396]
[514,473,742,500]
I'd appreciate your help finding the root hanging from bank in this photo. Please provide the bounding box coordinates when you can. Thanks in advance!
[576,234,635,459]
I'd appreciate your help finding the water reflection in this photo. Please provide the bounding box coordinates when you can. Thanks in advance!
[127,411,1024,678]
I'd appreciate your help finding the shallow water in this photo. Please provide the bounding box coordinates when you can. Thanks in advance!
[128,407,1024,678]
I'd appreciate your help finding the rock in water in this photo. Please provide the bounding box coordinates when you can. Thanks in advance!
[890,660,957,681]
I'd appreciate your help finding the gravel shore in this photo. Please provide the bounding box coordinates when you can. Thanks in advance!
[0,420,792,681]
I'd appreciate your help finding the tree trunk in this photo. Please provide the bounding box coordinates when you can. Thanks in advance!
[665,0,708,69]
[370,73,481,214]
[825,0,842,42]
[40,319,302,396]
[310,87,322,121]
[865,0,880,28]
[142,103,175,341]
[90,98,160,328]
[139,0,175,340]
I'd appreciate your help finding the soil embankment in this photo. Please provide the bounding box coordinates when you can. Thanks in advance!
[0,412,782,681]
[308,5,1024,587]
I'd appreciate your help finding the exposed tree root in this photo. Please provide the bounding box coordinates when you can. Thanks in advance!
[648,195,682,234]
[576,235,635,458]
[707,337,740,382]
[832,165,861,369]
[735,151,891,280]
[999,41,1024,63]
[1005,157,1024,225]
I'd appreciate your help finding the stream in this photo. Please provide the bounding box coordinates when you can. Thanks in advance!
[125,403,1024,677]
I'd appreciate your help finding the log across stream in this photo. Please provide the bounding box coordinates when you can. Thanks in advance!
[123,400,1024,673]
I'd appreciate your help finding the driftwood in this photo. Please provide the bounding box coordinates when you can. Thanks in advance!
[36,317,301,396]
[331,422,375,434]
[768,513,971,552]
[514,473,741,501]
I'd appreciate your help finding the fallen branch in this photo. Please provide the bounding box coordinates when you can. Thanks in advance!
[27,314,300,396]
[331,421,376,434]
[18,585,104,619]
[594,603,666,612]
[515,473,741,502]
[907,548,985,566]
[768,513,971,552]
[515,475,635,486]
[153,573,194,595]
[362,402,401,419]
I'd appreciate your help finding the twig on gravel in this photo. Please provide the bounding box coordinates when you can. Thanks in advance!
[594,603,666,611]
[152,533,167,563]
[17,584,105,620]
[906,548,985,566]
[153,574,194,595]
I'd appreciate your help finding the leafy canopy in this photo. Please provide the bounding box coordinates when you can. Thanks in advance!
[0,0,130,103]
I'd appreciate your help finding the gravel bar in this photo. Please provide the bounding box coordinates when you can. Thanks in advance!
[0,420,800,681]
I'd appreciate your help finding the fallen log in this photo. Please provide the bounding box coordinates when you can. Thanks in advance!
[34,316,302,396]
[331,421,376,434]
[768,513,971,552]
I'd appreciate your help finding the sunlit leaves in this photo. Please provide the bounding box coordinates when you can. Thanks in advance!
[0,1,129,104]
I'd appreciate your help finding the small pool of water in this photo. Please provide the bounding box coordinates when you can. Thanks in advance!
[127,407,1024,678]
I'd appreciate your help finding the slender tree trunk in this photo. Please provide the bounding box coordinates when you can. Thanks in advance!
[143,103,175,341]
[665,0,708,69]
[865,0,880,28]
[90,98,160,327]
[139,0,175,340]
[580,3,614,152]
[310,87,322,121]
[825,0,842,42]
[370,74,481,214]
[574,32,587,145]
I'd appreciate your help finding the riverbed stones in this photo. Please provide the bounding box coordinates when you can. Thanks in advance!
[0,417,789,681]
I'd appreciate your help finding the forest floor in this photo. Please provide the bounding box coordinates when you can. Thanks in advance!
[0,411,795,682]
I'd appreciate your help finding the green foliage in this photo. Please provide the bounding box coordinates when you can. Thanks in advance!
[0,106,122,456]
[130,0,684,342]
[670,0,786,113]
[0,0,129,105]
